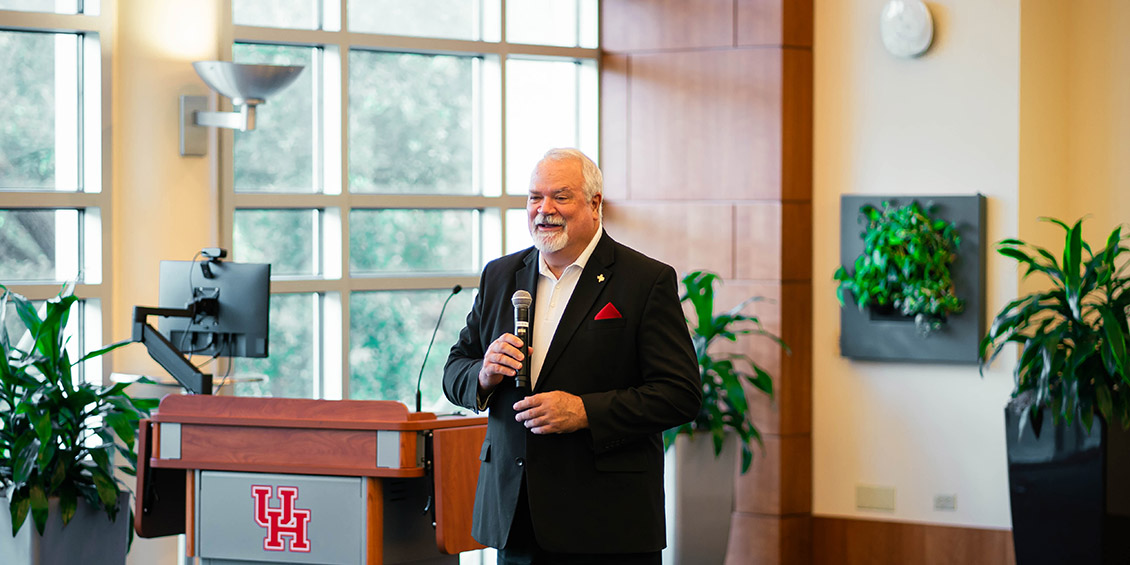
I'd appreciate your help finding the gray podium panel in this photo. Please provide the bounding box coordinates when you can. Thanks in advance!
[196,471,457,565]
[198,471,365,564]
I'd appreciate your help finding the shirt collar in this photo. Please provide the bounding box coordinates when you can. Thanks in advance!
[538,224,603,280]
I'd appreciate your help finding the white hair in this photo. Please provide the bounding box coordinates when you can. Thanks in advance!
[537,148,603,206]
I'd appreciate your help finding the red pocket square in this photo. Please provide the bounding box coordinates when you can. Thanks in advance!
[594,302,622,320]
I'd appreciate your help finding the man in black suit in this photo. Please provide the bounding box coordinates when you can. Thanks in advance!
[444,148,702,564]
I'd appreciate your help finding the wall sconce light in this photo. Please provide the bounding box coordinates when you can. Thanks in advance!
[179,61,305,157]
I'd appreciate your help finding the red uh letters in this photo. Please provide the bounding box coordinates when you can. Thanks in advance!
[251,485,312,552]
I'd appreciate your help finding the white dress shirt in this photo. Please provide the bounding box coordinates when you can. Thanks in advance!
[529,226,603,389]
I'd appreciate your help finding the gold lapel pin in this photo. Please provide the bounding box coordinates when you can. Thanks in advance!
[597,274,605,283]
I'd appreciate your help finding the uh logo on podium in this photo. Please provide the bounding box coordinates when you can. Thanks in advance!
[251,484,312,552]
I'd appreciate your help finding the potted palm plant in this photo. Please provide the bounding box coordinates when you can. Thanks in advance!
[663,271,787,565]
[1,284,157,564]
[980,217,1130,565]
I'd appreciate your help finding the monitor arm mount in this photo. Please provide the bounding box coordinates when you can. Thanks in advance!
[132,303,215,395]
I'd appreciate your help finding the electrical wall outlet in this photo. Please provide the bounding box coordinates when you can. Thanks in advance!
[934,494,957,511]
[856,485,896,512]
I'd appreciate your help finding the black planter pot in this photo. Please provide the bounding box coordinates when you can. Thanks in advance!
[1005,405,1130,564]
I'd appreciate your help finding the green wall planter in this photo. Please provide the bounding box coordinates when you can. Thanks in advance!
[838,194,985,363]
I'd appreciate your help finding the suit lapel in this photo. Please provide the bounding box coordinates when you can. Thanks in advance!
[515,249,539,318]
[535,233,617,391]
[517,249,540,298]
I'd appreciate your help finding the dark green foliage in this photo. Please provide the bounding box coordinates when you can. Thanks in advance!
[349,209,475,274]
[233,210,316,276]
[1,30,64,282]
[981,218,1130,436]
[0,210,57,281]
[834,200,964,335]
[0,284,157,537]
[664,271,788,474]
[231,43,316,193]
[232,293,314,399]
[348,290,474,411]
[347,51,474,194]
[0,30,56,190]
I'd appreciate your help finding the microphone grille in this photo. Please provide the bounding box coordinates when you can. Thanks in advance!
[511,290,532,307]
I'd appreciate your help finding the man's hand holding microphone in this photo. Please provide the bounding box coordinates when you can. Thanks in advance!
[476,290,588,434]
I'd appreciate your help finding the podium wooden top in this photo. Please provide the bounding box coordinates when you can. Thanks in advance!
[153,395,485,431]
[136,398,489,556]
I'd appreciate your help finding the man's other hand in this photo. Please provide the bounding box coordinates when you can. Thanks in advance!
[514,391,588,434]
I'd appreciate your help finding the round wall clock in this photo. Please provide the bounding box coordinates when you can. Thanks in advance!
[879,0,934,58]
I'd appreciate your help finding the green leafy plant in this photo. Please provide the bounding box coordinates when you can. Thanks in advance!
[664,271,788,473]
[0,283,158,537]
[834,200,964,335]
[981,218,1130,436]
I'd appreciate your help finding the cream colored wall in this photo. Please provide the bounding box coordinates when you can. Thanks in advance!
[813,0,1019,529]
[111,0,224,377]
[1017,0,1130,263]
[110,0,225,562]
[1017,0,1068,259]
[1060,2,1130,241]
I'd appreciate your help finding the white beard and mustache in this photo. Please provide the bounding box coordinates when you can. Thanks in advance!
[531,213,568,253]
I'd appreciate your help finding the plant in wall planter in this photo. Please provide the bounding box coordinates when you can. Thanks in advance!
[981,217,1130,565]
[835,200,964,336]
[836,195,985,362]
[1,283,158,565]
[662,271,787,565]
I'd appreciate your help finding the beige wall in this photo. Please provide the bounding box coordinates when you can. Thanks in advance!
[813,0,1019,529]
[1016,0,1130,261]
[1017,0,1068,259]
[111,0,225,562]
[110,0,224,377]
[1059,2,1130,241]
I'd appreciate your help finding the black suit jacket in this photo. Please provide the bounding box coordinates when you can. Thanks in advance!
[443,231,701,554]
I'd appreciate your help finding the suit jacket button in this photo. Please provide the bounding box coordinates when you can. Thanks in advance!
[515,457,525,467]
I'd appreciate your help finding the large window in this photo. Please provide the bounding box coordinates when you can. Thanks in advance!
[226,1,599,415]
[0,6,111,385]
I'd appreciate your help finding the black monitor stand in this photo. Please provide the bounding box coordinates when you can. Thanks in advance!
[132,305,213,395]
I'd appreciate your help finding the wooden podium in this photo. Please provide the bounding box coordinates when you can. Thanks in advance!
[134,396,487,564]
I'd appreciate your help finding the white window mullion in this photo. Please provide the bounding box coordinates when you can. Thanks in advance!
[324,45,342,195]
[327,289,345,400]
[81,297,103,385]
[579,59,599,163]
[54,33,79,192]
[324,206,343,279]
[84,32,105,194]
[495,52,507,195]
[84,206,103,284]
[312,48,326,195]
[54,209,79,282]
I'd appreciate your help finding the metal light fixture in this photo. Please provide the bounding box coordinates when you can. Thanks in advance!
[179,61,305,156]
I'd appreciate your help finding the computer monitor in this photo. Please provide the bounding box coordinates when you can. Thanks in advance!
[157,259,271,358]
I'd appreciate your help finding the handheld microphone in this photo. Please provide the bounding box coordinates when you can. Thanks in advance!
[416,284,463,412]
[512,290,532,390]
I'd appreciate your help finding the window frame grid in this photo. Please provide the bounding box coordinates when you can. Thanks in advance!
[0,2,114,385]
[225,0,598,400]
